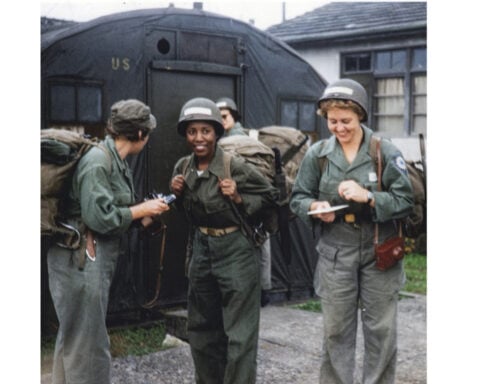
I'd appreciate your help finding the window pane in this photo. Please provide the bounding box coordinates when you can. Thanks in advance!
[374,78,405,135]
[299,102,316,132]
[50,85,75,121]
[412,48,427,70]
[78,86,102,122]
[413,75,427,134]
[358,55,371,71]
[345,56,358,72]
[392,50,406,71]
[281,101,298,128]
[375,52,390,70]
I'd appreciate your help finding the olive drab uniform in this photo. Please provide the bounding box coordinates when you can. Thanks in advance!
[172,145,278,384]
[47,136,135,384]
[290,126,414,384]
[224,121,247,137]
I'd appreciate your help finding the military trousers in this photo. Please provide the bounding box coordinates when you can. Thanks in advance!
[47,236,120,384]
[313,221,404,384]
[187,229,260,384]
[259,235,272,290]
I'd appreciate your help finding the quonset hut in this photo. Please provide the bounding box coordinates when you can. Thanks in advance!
[41,6,328,331]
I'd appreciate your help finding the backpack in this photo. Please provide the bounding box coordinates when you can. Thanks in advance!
[317,135,426,240]
[256,126,310,198]
[217,135,279,234]
[41,128,110,244]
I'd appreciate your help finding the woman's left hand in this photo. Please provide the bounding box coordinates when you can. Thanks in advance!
[338,180,368,203]
[218,177,242,204]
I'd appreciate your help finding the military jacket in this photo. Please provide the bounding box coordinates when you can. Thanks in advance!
[66,135,135,236]
[224,122,248,137]
[290,126,414,228]
[172,146,278,228]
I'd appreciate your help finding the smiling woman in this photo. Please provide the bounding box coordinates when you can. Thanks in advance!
[169,97,278,383]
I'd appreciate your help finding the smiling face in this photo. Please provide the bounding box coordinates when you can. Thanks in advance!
[326,107,363,146]
[185,121,217,162]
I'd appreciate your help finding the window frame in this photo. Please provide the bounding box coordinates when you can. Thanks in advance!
[340,46,426,137]
[46,78,105,126]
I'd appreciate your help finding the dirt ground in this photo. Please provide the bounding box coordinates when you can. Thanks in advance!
[41,293,426,383]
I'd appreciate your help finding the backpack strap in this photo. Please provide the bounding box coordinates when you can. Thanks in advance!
[223,152,232,179]
[317,140,329,173]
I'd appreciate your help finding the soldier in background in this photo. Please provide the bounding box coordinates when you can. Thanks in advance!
[216,97,272,307]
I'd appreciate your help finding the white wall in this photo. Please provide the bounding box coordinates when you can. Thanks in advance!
[299,47,340,82]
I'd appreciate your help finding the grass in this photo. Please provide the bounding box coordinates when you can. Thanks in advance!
[41,320,167,370]
[109,321,167,357]
[292,250,427,313]
[402,252,427,295]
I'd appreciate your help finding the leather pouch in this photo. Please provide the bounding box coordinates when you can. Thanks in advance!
[375,236,405,271]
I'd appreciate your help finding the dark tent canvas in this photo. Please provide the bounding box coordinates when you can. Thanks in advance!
[41,7,328,331]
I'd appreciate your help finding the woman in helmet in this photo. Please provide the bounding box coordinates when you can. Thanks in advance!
[47,99,170,384]
[290,79,414,384]
[170,97,278,384]
[215,97,247,137]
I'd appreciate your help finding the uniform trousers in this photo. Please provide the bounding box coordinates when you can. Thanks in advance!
[314,221,404,384]
[47,236,119,384]
[187,229,260,384]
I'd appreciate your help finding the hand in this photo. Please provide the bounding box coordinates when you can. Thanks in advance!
[338,180,368,203]
[309,201,335,223]
[170,174,185,196]
[130,198,170,221]
[218,177,242,203]
[143,198,170,216]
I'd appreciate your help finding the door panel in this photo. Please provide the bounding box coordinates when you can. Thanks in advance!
[145,69,236,303]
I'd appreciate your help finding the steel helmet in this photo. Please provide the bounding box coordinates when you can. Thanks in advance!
[177,97,224,137]
[216,97,238,112]
[216,97,241,121]
[317,78,369,122]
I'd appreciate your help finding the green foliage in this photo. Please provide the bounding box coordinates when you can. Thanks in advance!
[293,299,322,313]
[403,253,427,295]
[109,321,167,357]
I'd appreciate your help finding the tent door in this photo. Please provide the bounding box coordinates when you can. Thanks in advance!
[143,62,242,305]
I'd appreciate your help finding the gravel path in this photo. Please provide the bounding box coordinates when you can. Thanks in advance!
[42,294,426,383]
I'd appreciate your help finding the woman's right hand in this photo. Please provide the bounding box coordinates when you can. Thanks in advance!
[309,201,336,223]
[170,174,185,196]
[130,198,170,221]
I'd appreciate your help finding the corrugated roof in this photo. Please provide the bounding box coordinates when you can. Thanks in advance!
[266,2,426,43]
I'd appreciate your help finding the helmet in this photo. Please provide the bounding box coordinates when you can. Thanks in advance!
[317,79,368,122]
[216,97,240,121]
[216,97,238,112]
[177,97,224,137]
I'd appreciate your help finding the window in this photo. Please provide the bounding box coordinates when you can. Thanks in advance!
[344,53,371,73]
[374,78,405,135]
[341,46,427,137]
[412,75,427,135]
[48,81,103,124]
[280,99,317,132]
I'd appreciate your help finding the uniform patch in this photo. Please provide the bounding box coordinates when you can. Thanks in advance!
[368,172,377,182]
[395,156,407,172]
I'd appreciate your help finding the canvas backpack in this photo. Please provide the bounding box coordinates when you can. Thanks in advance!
[41,128,110,245]
[256,126,310,198]
[317,135,426,239]
[217,135,279,235]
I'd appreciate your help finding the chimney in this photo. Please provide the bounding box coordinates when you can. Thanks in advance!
[282,2,286,22]
[193,2,203,10]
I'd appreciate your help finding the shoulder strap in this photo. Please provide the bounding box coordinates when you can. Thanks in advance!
[181,154,193,177]
[317,140,329,173]
[373,135,402,245]
[97,142,113,175]
[223,152,232,179]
